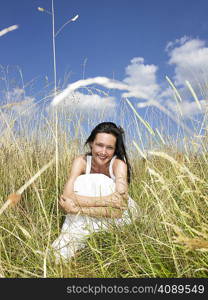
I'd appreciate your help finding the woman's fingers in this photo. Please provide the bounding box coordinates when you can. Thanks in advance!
[60,195,66,201]
[59,198,65,206]
[113,192,122,202]
[59,195,71,207]
[112,192,128,208]
[59,196,71,210]
[59,198,66,211]
[59,196,79,214]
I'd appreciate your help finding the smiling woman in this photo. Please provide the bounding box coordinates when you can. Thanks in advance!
[86,136,116,180]
[51,122,139,262]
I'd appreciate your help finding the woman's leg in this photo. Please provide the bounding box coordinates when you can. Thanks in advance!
[52,215,91,262]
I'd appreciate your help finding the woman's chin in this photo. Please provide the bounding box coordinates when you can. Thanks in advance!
[96,156,111,164]
[96,157,109,164]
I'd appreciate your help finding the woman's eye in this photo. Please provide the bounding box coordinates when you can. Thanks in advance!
[95,144,113,150]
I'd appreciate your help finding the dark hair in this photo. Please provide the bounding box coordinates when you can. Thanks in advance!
[84,122,131,183]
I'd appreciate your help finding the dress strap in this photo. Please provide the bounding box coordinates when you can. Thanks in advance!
[109,155,116,180]
[85,155,92,174]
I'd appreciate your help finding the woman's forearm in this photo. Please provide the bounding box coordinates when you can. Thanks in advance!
[77,206,124,218]
[64,192,127,209]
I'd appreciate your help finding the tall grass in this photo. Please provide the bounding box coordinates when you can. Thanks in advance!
[1,3,208,279]
[0,82,208,278]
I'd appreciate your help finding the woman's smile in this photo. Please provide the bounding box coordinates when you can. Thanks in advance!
[98,155,107,160]
[90,133,116,166]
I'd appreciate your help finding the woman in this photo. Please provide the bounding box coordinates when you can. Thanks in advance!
[52,122,139,262]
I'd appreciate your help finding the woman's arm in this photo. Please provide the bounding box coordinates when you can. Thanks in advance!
[59,196,124,218]
[74,207,124,219]
[62,155,86,198]
[60,158,129,217]
[62,192,127,209]
[69,158,129,207]
[60,156,126,212]
[114,158,129,203]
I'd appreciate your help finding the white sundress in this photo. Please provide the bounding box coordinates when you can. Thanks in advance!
[51,155,139,261]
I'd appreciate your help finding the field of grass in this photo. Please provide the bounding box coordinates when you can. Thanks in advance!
[0,110,208,278]
[1,6,208,278]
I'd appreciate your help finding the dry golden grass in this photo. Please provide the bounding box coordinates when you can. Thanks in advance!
[0,62,208,277]
[0,25,18,37]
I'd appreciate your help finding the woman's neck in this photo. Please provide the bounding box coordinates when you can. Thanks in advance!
[91,156,111,175]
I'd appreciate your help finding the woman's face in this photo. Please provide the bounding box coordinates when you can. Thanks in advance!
[90,133,116,165]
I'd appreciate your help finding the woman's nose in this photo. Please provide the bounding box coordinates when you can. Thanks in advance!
[101,148,107,154]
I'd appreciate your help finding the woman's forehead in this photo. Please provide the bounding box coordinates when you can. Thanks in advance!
[94,133,116,144]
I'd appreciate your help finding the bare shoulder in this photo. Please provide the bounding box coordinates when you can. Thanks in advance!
[113,158,127,174]
[114,158,127,168]
[74,154,87,163]
[71,154,86,175]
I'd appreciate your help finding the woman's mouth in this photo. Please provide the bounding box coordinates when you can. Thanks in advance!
[98,156,107,160]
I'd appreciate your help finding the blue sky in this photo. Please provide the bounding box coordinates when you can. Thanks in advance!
[1,0,208,146]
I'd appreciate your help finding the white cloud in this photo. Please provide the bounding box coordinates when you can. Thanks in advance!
[167,98,207,117]
[167,37,208,86]
[159,37,208,119]
[122,57,160,99]
[55,91,115,111]
[49,39,208,123]
[165,36,189,52]
[51,58,160,109]
[1,88,37,118]
[51,77,128,106]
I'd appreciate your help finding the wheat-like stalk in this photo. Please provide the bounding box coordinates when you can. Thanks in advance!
[0,157,55,215]
[148,150,203,183]
[0,265,4,278]
[164,222,208,252]
[0,25,18,37]
[0,100,29,109]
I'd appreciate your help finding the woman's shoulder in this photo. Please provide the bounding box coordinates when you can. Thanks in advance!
[112,157,127,171]
[73,154,87,164]
[75,154,87,161]
[72,155,87,173]
[113,157,126,166]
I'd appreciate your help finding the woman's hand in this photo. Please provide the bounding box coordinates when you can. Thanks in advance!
[111,191,128,209]
[59,195,79,214]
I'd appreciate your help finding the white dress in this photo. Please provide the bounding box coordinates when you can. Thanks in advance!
[51,155,139,261]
